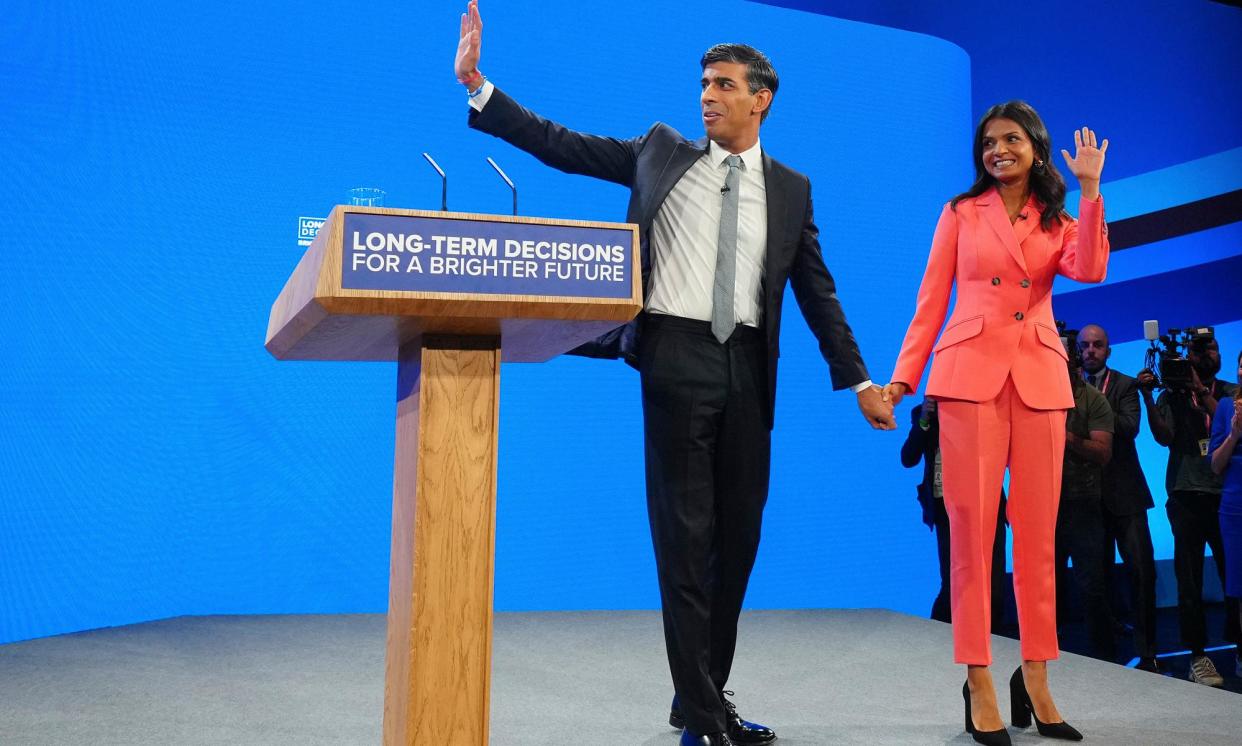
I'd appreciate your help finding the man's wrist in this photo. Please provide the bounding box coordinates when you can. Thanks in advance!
[458,67,483,86]
[850,379,874,395]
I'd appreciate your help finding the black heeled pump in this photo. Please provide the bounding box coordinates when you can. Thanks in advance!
[963,681,1012,746]
[1009,667,1083,741]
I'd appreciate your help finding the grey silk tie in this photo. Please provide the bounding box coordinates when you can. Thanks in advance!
[712,155,743,343]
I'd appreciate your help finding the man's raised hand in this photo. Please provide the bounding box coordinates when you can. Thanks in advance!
[455,0,483,88]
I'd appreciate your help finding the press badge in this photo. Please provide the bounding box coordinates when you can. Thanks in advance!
[1199,439,1211,457]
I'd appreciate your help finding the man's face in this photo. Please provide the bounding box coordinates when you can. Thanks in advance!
[1078,327,1109,374]
[1189,339,1221,379]
[701,62,764,147]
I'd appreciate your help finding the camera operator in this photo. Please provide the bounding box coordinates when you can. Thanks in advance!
[1078,324,1161,672]
[901,397,1007,626]
[1056,329,1116,661]
[1139,333,1240,686]
[1208,350,1242,678]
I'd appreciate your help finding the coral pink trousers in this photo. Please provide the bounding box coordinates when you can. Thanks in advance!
[937,376,1066,665]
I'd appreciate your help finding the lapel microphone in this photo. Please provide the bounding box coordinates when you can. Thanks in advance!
[721,185,731,194]
[1017,212,1028,220]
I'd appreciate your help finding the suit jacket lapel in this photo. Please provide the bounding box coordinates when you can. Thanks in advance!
[762,150,788,285]
[977,189,1028,273]
[641,137,707,226]
[1012,205,1038,248]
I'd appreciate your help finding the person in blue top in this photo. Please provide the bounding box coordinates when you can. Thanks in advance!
[1208,349,1242,678]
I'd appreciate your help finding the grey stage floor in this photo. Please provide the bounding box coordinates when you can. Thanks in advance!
[0,610,1238,745]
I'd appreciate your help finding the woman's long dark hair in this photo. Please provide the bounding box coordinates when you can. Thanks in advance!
[951,100,1067,231]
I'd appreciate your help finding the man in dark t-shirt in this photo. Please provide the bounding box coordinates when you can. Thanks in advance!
[1056,342,1116,660]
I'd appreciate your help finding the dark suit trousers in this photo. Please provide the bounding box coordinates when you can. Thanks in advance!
[1102,507,1158,659]
[1055,498,1117,660]
[639,314,769,734]
[1167,490,1242,651]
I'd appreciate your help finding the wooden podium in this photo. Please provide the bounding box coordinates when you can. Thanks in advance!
[266,206,641,744]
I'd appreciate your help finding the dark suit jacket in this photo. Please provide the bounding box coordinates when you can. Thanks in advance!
[1097,369,1155,514]
[468,87,869,428]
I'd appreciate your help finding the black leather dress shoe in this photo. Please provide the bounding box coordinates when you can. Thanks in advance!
[680,729,734,746]
[670,692,776,745]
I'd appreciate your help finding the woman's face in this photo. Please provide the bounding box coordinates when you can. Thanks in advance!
[981,117,1036,186]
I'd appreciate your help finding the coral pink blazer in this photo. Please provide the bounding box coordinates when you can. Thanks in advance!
[892,189,1109,410]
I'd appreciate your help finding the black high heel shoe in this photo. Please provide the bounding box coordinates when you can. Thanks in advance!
[1009,666,1083,741]
[963,681,1012,746]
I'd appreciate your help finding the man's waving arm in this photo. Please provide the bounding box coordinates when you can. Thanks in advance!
[454,0,641,186]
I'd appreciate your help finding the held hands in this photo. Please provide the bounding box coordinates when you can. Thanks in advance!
[858,384,897,431]
[1061,127,1108,200]
[1231,399,1242,438]
[454,0,484,88]
[880,381,910,407]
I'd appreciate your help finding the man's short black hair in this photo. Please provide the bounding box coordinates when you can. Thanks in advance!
[700,43,778,121]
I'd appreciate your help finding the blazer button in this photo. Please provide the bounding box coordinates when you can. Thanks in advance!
[1021,278,1031,288]
[1014,311,1025,321]
[991,277,1001,286]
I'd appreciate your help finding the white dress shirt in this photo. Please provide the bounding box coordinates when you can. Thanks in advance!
[646,138,766,329]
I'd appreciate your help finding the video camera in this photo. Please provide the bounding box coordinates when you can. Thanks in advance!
[1142,320,1215,391]
[1056,320,1081,369]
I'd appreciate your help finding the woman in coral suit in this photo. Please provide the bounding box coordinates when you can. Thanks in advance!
[883,102,1109,745]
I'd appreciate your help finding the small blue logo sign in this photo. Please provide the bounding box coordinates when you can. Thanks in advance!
[298,216,326,247]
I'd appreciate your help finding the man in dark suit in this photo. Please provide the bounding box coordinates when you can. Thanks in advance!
[1077,324,1160,671]
[455,3,895,744]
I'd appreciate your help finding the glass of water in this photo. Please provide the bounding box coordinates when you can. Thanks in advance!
[348,187,386,207]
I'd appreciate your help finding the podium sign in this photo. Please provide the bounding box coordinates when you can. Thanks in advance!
[266,207,642,744]
[341,212,633,297]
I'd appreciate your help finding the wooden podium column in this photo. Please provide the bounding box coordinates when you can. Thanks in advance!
[383,335,501,746]
[266,206,641,744]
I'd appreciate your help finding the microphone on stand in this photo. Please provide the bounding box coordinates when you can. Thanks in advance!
[486,157,517,216]
[422,152,447,211]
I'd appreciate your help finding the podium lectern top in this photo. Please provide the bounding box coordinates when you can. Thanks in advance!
[265,206,642,363]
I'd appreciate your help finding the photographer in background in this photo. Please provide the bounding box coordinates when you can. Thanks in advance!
[901,397,1007,626]
[1208,350,1242,678]
[1056,328,1116,661]
[1078,324,1160,672]
[1140,331,1240,686]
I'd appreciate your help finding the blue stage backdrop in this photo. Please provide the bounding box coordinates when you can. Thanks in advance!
[2,0,1239,644]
